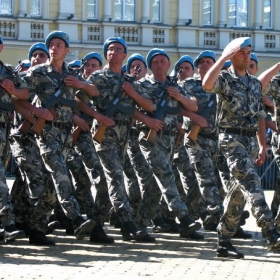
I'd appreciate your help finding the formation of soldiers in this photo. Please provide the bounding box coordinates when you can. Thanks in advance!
[0,31,280,259]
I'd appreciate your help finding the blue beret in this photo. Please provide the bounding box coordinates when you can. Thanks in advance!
[19,59,31,69]
[146,48,170,70]
[193,50,216,68]
[222,60,232,69]
[67,60,82,68]
[28,42,49,61]
[45,30,70,49]
[82,52,102,65]
[250,53,258,63]
[126,53,147,73]
[0,35,3,44]
[174,55,194,72]
[103,37,127,60]
[223,37,251,56]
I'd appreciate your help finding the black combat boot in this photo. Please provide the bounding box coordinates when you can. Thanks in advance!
[266,229,280,251]
[216,238,244,259]
[185,231,204,240]
[152,217,171,233]
[72,216,95,240]
[163,218,181,233]
[121,221,156,242]
[233,226,252,239]
[29,229,55,246]
[4,224,26,242]
[90,224,114,244]
[179,215,201,237]
[15,222,30,237]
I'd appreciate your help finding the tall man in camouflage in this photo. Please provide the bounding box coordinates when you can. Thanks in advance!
[24,30,96,241]
[203,36,280,258]
[135,48,201,239]
[77,37,160,241]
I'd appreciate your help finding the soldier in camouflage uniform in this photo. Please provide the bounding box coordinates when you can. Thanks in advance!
[203,36,280,258]
[9,42,60,245]
[24,30,97,241]
[134,48,201,239]
[181,51,224,232]
[125,54,170,233]
[77,37,160,242]
[0,56,27,242]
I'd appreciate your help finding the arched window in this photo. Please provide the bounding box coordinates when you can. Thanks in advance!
[152,0,162,23]
[203,0,213,25]
[31,0,42,17]
[264,0,272,28]
[88,0,97,19]
[114,0,135,21]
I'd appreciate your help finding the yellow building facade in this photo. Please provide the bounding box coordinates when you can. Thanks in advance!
[0,0,279,73]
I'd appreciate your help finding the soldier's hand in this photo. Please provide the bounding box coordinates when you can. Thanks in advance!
[64,75,83,89]
[192,114,208,127]
[73,115,90,131]
[1,79,16,95]
[94,111,115,126]
[146,119,164,131]
[167,86,182,101]
[33,107,53,120]
[122,82,137,98]
[255,146,266,166]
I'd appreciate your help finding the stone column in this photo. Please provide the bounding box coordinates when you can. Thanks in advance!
[17,0,28,17]
[140,0,150,23]
[217,0,227,27]
[253,1,262,29]
[102,0,112,21]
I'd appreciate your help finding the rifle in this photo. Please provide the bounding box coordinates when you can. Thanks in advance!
[146,70,182,144]
[93,67,141,144]
[187,95,216,143]
[28,63,84,136]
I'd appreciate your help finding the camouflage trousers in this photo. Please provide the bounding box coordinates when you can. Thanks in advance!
[94,125,133,223]
[270,144,280,228]
[0,126,15,227]
[139,131,188,220]
[185,135,224,214]
[218,133,275,238]
[126,130,162,228]
[36,123,80,221]
[9,130,57,231]
[74,131,111,225]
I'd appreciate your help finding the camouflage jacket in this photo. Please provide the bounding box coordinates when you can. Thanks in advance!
[134,74,185,132]
[181,75,218,136]
[205,68,266,130]
[24,61,83,124]
[87,68,136,122]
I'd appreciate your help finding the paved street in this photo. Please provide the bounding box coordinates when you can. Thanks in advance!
[0,179,279,280]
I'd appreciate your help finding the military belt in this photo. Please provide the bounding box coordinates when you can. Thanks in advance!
[220,127,256,137]
[45,121,71,130]
[198,132,218,141]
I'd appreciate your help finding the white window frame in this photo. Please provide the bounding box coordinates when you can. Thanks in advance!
[228,0,248,28]
[203,0,213,26]
[87,0,97,20]
[30,0,42,17]
[114,0,136,22]
[152,0,162,23]
[0,0,12,15]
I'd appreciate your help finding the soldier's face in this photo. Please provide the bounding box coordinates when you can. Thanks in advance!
[150,55,170,78]
[30,50,49,66]
[231,46,251,70]
[49,38,69,61]
[177,62,194,80]
[129,60,147,80]
[106,43,126,64]
[247,59,258,76]
[197,57,215,78]
[83,58,102,79]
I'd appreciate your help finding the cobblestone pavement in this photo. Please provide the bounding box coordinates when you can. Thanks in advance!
[0,179,279,280]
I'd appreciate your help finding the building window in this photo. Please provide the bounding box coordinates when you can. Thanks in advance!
[229,0,248,27]
[88,0,97,19]
[203,0,212,25]
[0,0,12,15]
[31,0,41,17]
[264,0,271,28]
[152,0,161,22]
[114,0,135,21]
